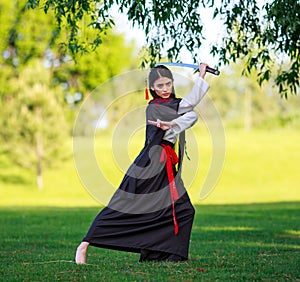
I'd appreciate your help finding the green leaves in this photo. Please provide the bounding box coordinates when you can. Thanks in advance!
[26,0,115,59]
[24,0,300,96]
[116,0,205,66]
[0,1,136,188]
[216,0,299,96]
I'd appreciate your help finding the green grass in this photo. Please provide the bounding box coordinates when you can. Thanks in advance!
[0,202,299,281]
[1,128,299,206]
[0,128,300,280]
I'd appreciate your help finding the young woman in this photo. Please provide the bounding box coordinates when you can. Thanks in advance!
[75,64,210,263]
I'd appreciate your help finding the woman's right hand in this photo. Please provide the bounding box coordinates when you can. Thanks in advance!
[148,119,175,130]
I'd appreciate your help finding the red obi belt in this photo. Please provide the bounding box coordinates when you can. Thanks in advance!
[160,143,179,235]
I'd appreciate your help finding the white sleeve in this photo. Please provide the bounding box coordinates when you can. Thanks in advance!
[178,77,210,114]
[164,110,198,138]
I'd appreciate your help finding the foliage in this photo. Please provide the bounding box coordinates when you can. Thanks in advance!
[0,0,57,68]
[0,60,69,189]
[53,29,136,97]
[0,0,137,188]
[0,1,70,189]
[24,0,115,57]
[0,0,137,96]
[25,0,300,96]
[212,0,300,98]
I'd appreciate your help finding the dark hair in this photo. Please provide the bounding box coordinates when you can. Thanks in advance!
[148,65,176,99]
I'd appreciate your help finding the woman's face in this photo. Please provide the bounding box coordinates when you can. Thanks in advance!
[151,76,173,99]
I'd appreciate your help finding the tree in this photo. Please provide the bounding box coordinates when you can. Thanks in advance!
[0,61,69,190]
[0,0,137,188]
[25,0,299,96]
[53,29,137,98]
[0,0,137,96]
[212,0,299,98]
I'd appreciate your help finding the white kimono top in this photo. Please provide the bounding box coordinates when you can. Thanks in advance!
[163,77,210,143]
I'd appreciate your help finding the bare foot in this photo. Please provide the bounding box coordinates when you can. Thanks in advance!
[75,242,89,264]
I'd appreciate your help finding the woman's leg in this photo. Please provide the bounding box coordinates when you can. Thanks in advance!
[75,241,90,264]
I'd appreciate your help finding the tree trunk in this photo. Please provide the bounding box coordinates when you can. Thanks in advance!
[36,107,43,190]
[244,90,252,131]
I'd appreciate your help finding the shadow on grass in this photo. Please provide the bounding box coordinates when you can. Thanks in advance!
[0,202,299,281]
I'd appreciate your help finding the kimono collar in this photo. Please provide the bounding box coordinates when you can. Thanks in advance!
[149,97,170,105]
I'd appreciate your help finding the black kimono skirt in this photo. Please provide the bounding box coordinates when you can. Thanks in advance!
[82,98,195,262]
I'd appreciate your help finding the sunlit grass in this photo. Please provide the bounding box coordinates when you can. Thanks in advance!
[0,202,299,281]
[199,226,257,231]
[191,127,300,204]
[0,128,299,281]
[0,128,300,207]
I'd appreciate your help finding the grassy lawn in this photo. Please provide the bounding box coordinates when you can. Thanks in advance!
[1,128,300,207]
[0,128,299,280]
[0,203,299,281]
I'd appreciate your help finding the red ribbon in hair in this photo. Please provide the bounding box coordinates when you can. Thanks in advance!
[145,88,149,100]
[145,79,149,100]
[160,144,179,235]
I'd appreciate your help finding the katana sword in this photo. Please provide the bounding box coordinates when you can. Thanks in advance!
[155,62,220,75]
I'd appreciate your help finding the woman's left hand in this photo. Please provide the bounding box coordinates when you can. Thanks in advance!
[148,119,175,130]
[199,63,208,78]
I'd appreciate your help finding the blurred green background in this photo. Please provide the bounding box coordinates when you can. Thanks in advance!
[1,0,299,208]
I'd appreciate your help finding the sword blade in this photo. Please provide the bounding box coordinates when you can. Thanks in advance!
[155,62,198,69]
[155,62,220,75]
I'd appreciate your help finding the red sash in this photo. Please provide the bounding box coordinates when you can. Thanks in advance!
[160,144,179,235]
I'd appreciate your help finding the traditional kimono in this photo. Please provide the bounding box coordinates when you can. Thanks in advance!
[82,77,210,262]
